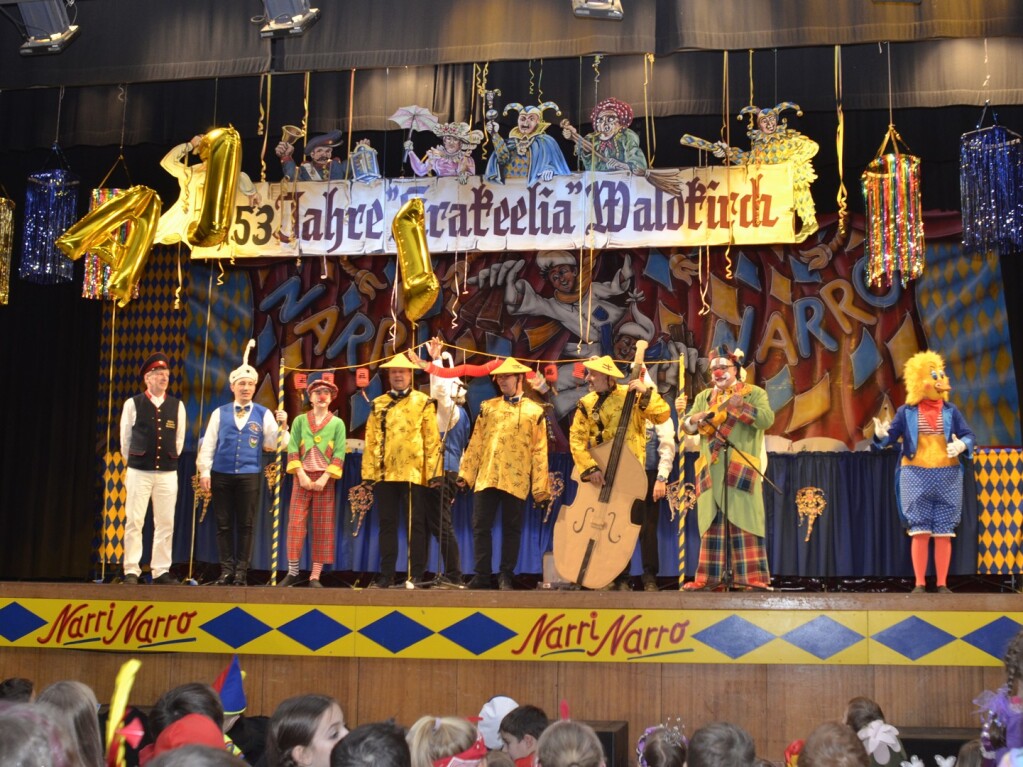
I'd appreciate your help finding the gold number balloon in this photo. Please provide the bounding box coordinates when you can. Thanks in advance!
[391,197,439,322]
[187,126,242,248]
[55,185,162,307]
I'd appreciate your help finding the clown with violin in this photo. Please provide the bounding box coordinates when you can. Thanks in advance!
[680,345,775,590]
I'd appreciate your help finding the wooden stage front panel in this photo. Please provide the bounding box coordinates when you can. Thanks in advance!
[0,583,1016,761]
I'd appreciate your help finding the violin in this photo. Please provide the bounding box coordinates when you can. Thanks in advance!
[696,385,742,438]
[553,342,649,589]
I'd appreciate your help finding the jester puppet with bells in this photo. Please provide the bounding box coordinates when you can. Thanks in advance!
[873,351,975,594]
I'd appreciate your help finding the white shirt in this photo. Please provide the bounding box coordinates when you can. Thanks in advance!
[196,401,287,478]
[119,392,187,461]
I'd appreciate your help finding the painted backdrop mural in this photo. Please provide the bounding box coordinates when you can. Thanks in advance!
[170,212,1018,449]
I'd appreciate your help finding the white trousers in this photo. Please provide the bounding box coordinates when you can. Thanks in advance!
[123,467,178,578]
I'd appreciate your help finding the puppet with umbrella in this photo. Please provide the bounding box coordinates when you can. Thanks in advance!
[393,105,483,184]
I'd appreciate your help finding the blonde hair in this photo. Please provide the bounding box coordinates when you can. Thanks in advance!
[407,716,477,767]
[536,721,605,767]
[903,351,948,406]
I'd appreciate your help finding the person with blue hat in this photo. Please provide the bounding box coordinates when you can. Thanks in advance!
[276,130,372,182]
[119,352,187,585]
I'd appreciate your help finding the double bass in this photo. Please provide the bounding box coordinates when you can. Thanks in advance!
[553,341,649,589]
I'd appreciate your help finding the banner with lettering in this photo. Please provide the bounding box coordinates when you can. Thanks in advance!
[190,164,797,259]
[2,595,1009,666]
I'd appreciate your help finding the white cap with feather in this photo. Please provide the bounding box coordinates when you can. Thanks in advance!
[229,340,259,385]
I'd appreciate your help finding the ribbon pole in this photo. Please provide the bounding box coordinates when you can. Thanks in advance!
[270,355,286,585]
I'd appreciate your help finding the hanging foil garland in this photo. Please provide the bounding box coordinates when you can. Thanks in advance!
[19,167,79,284]
[862,148,925,288]
[0,196,13,305]
[81,188,140,301]
[960,124,1023,258]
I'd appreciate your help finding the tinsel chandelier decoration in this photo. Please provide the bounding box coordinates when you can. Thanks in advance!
[19,88,79,285]
[861,45,924,289]
[959,105,1023,258]
[0,193,13,305]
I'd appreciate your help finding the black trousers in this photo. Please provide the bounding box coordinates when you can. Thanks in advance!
[211,471,260,577]
[424,474,462,577]
[374,481,429,581]
[616,469,661,582]
[638,468,661,575]
[472,487,524,578]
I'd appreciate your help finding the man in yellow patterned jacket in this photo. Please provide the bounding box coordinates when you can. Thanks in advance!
[459,357,551,591]
[363,353,442,588]
[569,355,672,589]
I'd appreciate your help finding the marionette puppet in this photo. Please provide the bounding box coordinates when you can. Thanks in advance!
[275,129,373,182]
[485,101,572,187]
[404,121,484,184]
[872,350,976,593]
[561,96,648,173]
[682,102,819,242]
[154,131,260,247]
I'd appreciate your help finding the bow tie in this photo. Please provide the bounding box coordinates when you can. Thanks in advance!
[235,404,251,415]
[389,389,409,400]
[503,395,522,404]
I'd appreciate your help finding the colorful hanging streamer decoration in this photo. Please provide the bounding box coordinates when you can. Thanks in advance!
[861,127,925,288]
[19,167,79,284]
[81,188,141,301]
[960,123,1023,258]
[0,196,13,305]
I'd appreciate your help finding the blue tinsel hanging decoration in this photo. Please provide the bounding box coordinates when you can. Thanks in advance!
[960,122,1023,258]
[18,167,80,284]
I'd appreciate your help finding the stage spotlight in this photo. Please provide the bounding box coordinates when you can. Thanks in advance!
[0,0,80,56]
[259,0,320,39]
[571,0,623,20]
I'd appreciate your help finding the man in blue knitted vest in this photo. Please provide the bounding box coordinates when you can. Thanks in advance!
[198,341,288,585]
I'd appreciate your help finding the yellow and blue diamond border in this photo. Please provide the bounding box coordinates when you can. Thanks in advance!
[1,597,1020,666]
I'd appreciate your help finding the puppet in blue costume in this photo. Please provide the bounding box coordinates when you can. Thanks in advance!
[872,350,975,593]
[485,101,571,188]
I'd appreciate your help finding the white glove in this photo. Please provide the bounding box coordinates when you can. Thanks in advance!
[873,417,890,440]
[947,433,967,458]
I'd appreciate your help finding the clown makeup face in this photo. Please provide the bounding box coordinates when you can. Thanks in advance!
[387,367,412,393]
[309,386,333,410]
[231,377,257,404]
[309,145,333,164]
[517,112,541,137]
[594,110,621,140]
[757,110,778,135]
[586,370,615,394]
[545,263,578,293]
[494,373,523,398]
[709,359,737,390]
[145,367,170,398]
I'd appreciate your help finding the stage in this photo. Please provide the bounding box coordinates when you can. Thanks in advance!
[0,580,1015,761]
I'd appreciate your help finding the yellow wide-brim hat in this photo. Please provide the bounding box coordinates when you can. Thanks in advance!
[490,357,531,376]
[380,354,419,370]
[583,355,625,379]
